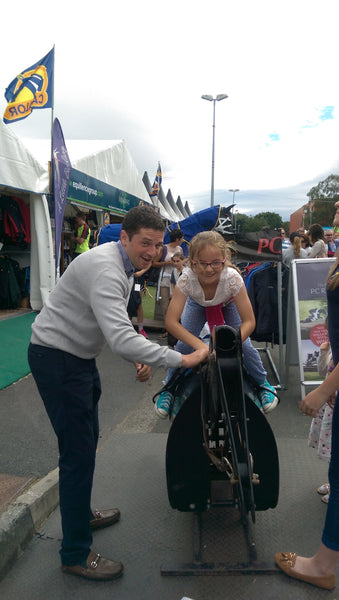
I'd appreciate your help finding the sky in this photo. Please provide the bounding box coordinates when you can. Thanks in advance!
[0,0,338,221]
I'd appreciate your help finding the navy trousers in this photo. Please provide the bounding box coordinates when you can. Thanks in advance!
[28,343,101,566]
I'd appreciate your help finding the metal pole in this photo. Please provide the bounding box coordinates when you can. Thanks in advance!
[211,99,216,207]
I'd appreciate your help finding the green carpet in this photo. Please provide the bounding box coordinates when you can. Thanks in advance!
[0,313,37,390]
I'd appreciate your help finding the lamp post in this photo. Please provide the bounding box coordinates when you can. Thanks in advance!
[229,188,239,231]
[201,94,228,207]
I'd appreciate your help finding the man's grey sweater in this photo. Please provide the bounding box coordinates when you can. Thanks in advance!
[31,242,182,369]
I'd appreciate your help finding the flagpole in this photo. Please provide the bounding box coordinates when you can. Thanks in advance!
[50,44,55,190]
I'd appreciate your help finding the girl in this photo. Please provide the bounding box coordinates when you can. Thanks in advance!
[300,233,312,256]
[308,319,334,504]
[167,251,186,349]
[282,232,308,266]
[308,224,327,258]
[155,230,278,418]
[170,251,186,294]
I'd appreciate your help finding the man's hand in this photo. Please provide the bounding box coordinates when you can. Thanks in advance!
[135,363,152,382]
[181,346,209,369]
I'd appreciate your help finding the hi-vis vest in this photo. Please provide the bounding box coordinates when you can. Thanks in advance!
[75,223,91,254]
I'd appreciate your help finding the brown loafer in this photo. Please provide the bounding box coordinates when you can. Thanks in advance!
[275,552,335,590]
[90,508,120,530]
[62,551,123,581]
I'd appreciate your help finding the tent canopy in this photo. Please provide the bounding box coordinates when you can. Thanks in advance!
[0,120,49,194]
[21,137,150,204]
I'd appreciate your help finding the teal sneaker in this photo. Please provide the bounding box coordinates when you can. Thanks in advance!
[259,380,279,414]
[154,390,174,418]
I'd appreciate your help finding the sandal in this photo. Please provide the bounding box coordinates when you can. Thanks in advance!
[317,483,330,495]
[321,493,330,504]
[158,332,168,339]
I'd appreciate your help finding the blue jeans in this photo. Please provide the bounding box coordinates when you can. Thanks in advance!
[174,297,266,384]
[322,390,339,550]
[28,343,101,566]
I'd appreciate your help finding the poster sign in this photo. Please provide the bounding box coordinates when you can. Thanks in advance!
[286,258,335,397]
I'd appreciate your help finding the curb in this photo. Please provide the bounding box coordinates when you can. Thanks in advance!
[0,467,59,580]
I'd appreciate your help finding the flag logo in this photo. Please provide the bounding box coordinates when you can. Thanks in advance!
[150,162,162,196]
[3,48,54,124]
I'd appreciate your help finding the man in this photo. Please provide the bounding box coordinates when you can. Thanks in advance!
[72,212,91,259]
[279,227,290,250]
[28,205,207,581]
[325,229,337,257]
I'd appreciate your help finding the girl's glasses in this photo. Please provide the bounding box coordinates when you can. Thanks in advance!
[192,260,226,270]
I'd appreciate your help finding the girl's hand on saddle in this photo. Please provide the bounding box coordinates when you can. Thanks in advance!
[181,346,209,369]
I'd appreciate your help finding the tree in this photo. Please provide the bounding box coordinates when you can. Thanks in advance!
[307,174,339,201]
[306,174,339,226]
[236,211,283,233]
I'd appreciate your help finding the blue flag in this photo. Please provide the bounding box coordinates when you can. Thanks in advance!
[3,48,54,124]
[52,118,71,277]
[149,162,162,196]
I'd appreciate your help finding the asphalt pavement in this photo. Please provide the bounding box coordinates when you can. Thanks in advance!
[0,334,336,600]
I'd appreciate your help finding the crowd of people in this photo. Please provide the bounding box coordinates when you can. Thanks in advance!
[281,223,338,265]
[28,201,339,591]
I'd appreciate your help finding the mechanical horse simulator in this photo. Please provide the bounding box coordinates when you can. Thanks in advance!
[162,325,279,576]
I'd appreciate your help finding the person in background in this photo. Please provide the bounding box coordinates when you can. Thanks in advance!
[308,224,327,258]
[167,251,186,349]
[274,204,339,591]
[170,251,186,295]
[127,266,149,338]
[28,205,208,582]
[325,229,337,257]
[282,232,308,266]
[308,319,334,505]
[72,213,91,259]
[280,227,291,250]
[152,228,184,338]
[300,233,312,256]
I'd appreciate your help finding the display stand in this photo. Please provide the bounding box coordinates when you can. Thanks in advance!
[285,258,335,399]
[256,261,284,389]
[233,230,285,389]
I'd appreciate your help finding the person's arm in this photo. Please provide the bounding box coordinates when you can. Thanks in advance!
[232,284,256,342]
[165,286,207,351]
[309,240,321,258]
[151,258,167,268]
[151,246,167,268]
[300,361,339,417]
[134,267,148,278]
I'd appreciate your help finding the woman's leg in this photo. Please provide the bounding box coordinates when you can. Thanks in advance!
[322,391,339,551]
[276,391,339,581]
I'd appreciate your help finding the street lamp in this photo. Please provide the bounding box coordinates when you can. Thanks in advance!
[201,94,228,207]
[229,188,239,231]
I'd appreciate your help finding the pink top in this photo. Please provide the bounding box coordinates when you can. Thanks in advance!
[176,267,243,307]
